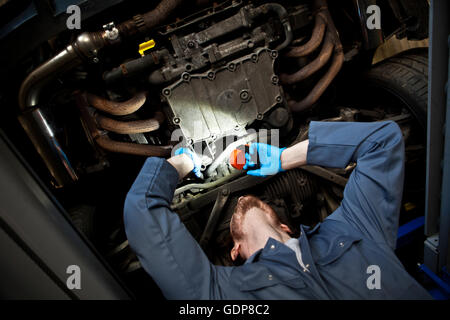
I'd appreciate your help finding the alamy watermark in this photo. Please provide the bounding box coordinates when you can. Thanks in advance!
[170,120,281,161]
[366,5,381,30]
[66,5,81,30]
[66,264,81,290]
[366,265,381,290]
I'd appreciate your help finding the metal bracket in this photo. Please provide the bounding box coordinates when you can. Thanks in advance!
[199,188,230,249]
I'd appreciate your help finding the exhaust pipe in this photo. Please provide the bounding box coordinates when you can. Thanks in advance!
[17,34,105,186]
[18,0,184,186]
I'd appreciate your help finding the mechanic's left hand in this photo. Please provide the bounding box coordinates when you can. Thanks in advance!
[243,142,286,177]
[174,147,202,178]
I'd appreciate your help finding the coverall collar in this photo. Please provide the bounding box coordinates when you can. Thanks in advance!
[243,223,321,264]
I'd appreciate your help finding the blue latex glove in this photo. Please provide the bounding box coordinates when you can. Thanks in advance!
[243,143,286,177]
[174,147,202,178]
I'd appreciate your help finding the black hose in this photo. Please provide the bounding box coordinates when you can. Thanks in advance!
[103,50,167,85]
[256,3,293,51]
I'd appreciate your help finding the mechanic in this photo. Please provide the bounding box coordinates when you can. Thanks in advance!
[124,121,432,299]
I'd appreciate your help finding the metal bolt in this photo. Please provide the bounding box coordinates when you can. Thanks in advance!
[251,54,258,62]
[207,71,215,80]
[187,40,195,48]
[103,22,119,41]
[240,90,249,101]
[271,75,279,85]
[163,88,171,96]
[92,57,99,63]
[256,113,263,120]
[228,63,236,71]
[247,41,254,48]
[275,95,283,103]
[173,117,180,124]
[271,50,278,58]
[182,73,190,81]
[234,125,240,131]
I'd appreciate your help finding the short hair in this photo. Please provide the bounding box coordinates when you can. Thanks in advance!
[230,195,281,241]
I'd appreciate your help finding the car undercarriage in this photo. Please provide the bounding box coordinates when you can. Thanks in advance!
[0,0,431,298]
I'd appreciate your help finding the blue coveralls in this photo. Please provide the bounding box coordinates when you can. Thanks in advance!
[124,121,432,299]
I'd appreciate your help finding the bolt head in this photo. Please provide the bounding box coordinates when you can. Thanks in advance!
[272,75,279,85]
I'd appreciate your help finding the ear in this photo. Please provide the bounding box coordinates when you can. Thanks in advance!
[230,243,241,261]
[280,223,293,234]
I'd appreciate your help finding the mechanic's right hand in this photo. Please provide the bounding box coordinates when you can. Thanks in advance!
[243,143,286,177]
[174,147,202,178]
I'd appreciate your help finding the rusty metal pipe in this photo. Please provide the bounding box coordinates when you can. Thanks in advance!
[141,0,184,30]
[86,92,147,116]
[288,0,344,112]
[285,12,327,58]
[288,48,344,112]
[120,0,184,37]
[95,136,171,157]
[77,94,172,157]
[96,112,165,134]
[280,30,334,84]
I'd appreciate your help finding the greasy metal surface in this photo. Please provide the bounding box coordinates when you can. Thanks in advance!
[302,165,348,187]
[164,48,283,144]
[285,12,327,58]
[265,169,317,218]
[86,92,147,116]
[199,189,230,248]
[18,109,78,187]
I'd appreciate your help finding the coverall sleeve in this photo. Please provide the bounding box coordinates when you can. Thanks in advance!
[306,121,405,249]
[123,157,231,299]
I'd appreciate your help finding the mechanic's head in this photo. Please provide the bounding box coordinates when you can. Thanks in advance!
[230,195,292,261]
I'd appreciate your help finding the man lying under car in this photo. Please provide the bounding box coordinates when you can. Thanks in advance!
[123,120,431,299]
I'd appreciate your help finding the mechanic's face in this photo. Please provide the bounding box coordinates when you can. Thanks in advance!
[230,199,292,261]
